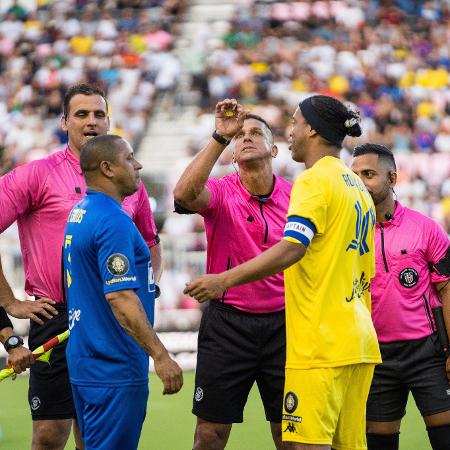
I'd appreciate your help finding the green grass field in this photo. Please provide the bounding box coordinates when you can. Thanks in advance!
[0,372,430,449]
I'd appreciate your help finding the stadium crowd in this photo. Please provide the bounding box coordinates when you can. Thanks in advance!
[0,0,449,313]
[173,0,450,232]
[0,0,184,175]
[0,2,449,449]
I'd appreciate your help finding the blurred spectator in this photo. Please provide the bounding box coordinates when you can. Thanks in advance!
[0,0,185,172]
[178,0,450,233]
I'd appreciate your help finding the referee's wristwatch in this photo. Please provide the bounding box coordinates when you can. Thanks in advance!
[4,335,24,352]
[212,130,231,146]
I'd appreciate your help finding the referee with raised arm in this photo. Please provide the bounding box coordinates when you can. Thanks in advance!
[185,95,382,450]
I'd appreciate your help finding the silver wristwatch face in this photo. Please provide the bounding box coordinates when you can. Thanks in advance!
[8,336,20,346]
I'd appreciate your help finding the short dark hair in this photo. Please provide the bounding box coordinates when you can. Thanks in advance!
[243,113,274,142]
[352,143,397,171]
[80,134,123,174]
[63,84,108,117]
[243,113,273,135]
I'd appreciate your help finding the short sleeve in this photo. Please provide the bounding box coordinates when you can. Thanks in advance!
[132,182,159,248]
[0,161,44,232]
[286,171,328,235]
[425,219,450,283]
[198,178,224,217]
[95,213,141,294]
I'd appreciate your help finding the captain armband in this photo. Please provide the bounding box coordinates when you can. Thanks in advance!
[433,246,450,277]
[283,216,316,247]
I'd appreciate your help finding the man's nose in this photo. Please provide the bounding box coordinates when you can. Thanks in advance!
[87,112,96,124]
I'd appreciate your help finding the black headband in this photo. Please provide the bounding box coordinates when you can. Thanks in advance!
[299,97,346,147]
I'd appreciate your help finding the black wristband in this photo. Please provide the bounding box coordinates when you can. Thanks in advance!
[155,284,161,299]
[212,130,231,146]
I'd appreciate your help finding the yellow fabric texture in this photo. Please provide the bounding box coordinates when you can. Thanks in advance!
[283,156,381,369]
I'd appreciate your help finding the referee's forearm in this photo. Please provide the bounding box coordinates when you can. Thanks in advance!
[0,258,16,310]
[173,139,224,204]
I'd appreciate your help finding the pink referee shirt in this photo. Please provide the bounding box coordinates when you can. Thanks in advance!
[371,201,450,342]
[0,147,158,303]
[200,172,292,314]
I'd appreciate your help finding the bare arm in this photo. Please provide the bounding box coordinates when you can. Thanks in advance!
[436,280,450,381]
[184,240,306,302]
[150,243,162,283]
[106,289,183,394]
[0,257,18,310]
[0,257,57,324]
[0,325,13,344]
[173,99,246,212]
[0,325,34,374]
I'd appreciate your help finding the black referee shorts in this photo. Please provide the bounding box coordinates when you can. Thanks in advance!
[28,303,75,420]
[367,333,450,422]
[193,301,286,424]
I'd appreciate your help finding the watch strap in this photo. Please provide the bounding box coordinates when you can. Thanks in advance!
[212,130,231,146]
[4,335,24,352]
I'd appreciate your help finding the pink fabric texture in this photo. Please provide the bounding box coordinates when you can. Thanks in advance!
[371,201,449,342]
[200,173,292,314]
[0,147,158,303]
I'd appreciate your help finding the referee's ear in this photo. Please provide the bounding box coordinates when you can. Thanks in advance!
[271,145,278,159]
[388,171,397,187]
[61,115,68,132]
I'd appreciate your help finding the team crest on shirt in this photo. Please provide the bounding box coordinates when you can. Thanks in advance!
[284,391,298,413]
[399,268,419,288]
[107,253,129,276]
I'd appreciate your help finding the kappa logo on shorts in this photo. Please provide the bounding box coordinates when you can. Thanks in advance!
[283,422,298,434]
[284,391,298,414]
[399,268,419,288]
[106,253,129,276]
[195,387,204,402]
[446,389,450,396]
[31,397,41,411]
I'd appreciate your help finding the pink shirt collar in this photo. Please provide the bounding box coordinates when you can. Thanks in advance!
[65,145,83,175]
[235,173,283,207]
[379,201,405,228]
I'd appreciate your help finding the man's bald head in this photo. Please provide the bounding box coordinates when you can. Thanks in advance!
[80,134,142,199]
[80,134,125,176]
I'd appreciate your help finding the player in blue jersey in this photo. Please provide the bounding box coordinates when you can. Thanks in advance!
[63,134,183,450]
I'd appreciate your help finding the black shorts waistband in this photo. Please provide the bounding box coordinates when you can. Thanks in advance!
[35,297,67,310]
[379,333,436,347]
[210,300,284,317]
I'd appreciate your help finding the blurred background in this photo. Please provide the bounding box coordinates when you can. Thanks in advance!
[0,0,449,371]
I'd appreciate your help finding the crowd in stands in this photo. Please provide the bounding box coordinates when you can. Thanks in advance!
[1,0,449,312]
[0,0,184,174]
[176,0,450,233]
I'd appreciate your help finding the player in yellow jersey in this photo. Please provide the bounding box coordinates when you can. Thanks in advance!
[185,95,382,450]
